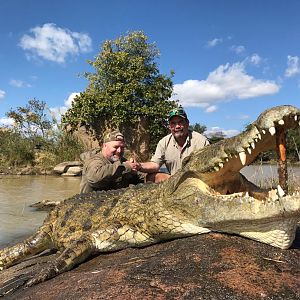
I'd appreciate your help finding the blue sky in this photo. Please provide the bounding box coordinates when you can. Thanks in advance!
[0,0,299,137]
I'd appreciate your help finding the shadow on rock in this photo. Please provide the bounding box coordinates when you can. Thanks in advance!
[1,228,300,300]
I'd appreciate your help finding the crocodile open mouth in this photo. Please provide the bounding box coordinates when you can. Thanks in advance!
[182,105,300,201]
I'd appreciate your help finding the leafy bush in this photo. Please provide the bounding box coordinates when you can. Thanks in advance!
[0,128,84,170]
[47,132,84,164]
[0,130,35,167]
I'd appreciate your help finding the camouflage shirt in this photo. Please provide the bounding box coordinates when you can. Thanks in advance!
[80,151,144,193]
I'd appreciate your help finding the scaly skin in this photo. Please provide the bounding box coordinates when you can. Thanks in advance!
[0,105,300,288]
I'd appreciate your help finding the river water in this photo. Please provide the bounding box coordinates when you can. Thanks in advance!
[0,165,299,248]
[0,175,80,247]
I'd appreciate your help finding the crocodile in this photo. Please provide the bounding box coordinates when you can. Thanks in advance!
[0,105,300,289]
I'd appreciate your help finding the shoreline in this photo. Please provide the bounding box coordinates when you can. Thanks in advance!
[1,160,299,176]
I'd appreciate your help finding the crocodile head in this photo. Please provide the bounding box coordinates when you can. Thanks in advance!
[182,105,300,194]
[166,105,300,249]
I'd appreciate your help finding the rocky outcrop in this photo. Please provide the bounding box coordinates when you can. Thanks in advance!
[2,229,300,299]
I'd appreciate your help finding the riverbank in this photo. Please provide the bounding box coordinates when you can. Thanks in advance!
[0,160,299,176]
[0,160,83,176]
[0,165,54,176]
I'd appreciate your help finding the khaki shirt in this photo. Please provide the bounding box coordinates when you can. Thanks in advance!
[151,131,209,175]
[80,152,144,194]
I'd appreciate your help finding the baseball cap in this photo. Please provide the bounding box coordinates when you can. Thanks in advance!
[168,106,188,121]
[103,130,125,143]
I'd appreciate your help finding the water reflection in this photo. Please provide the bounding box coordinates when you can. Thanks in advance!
[0,175,80,247]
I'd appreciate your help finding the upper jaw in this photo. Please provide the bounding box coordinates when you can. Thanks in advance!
[193,105,299,172]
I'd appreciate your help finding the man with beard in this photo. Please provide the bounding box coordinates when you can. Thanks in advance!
[136,107,210,183]
[80,131,144,193]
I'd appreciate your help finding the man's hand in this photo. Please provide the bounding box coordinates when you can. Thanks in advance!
[125,158,141,172]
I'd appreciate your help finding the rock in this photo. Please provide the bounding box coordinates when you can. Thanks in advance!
[2,228,300,299]
[61,166,82,176]
[53,161,83,175]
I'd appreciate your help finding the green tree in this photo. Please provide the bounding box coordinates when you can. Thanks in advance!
[62,31,176,159]
[189,123,207,134]
[1,98,84,170]
[6,98,52,139]
[208,131,225,144]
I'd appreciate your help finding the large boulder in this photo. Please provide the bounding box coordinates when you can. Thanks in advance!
[2,228,300,299]
[53,161,83,176]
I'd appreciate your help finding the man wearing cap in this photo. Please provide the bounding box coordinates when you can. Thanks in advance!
[136,107,210,183]
[80,130,144,193]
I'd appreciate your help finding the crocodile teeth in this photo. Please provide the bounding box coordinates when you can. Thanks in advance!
[219,162,224,168]
[262,129,266,134]
[247,148,252,154]
[251,142,255,149]
[214,166,220,171]
[277,185,285,197]
[253,126,260,135]
[295,115,298,121]
[278,119,284,125]
[257,133,261,140]
[269,126,276,136]
[225,157,229,162]
[239,151,247,166]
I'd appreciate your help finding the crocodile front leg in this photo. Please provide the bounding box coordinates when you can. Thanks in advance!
[25,236,95,287]
[26,225,156,287]
[0,225,52,270]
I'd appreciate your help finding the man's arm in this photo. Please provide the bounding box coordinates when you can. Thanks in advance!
[137,161,160,173]
[135,137,166,173]
[85,157,134,188]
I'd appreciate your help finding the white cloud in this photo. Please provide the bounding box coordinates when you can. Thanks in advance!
[239,114,249,120]
[49,92,80,122]
[226,114,250,120]
[0,90,5,99]
[205,126,240,138]
[205,105,217,113]
[172,62,280,107]
[285,55,300,78]
[206,38,223,48]
[249,54,261,66]
[65,92,79,108]
[230,45,246,54]
[9,79,32,88]
[19,23,92,63]
[0,117,14,126]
